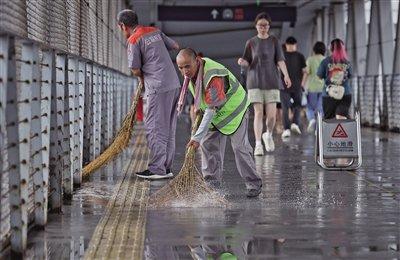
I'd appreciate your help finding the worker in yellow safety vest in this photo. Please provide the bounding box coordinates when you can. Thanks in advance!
[176,48,262,198]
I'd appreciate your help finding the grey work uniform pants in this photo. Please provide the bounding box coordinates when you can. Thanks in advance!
[200,111,262,190]
[145,88,179,175]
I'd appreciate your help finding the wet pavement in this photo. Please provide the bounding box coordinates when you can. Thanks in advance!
[0,154,127,259]
[2,115,399,259]
[144,116,400,259]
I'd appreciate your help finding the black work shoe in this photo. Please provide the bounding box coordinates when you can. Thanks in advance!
[136,169,173,180]
[205,179,221,189]
[246,188,261,198]
[204,176,221,189]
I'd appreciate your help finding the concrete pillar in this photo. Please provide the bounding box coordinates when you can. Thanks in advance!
[332,3,346,41]
[315,11,323,41]
[377,0,394,75]
[347,0,368,77]
[322,7,329,45]
[394,6,400,74]
[280,22,294,43]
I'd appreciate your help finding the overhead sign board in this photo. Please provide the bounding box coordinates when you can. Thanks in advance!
[158,4,296,25]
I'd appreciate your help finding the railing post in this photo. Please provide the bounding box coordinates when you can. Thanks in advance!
[49,52,66,211]
[85,64,95,162]
[29,43,47,227]
[7,39,32,254]
[93,66,102,158]
[75,61,85,185]
[101,69,108,150]
[0,35,10,250]
[36,49,52,226]
[107,71,113,146]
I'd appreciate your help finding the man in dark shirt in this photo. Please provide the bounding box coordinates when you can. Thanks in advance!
[281,36,307,138]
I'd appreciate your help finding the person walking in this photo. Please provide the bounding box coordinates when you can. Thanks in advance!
[238,12,291,155]
[117,9,180,180]
[301,41,326,133]
[317,38,352,120]
[176,48,262,198]
[281,36,307,138]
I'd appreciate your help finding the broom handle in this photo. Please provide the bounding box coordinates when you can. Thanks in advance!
[186,113,203,155]
[131,81,144,111]
[128,80,144,128]
[191,113,203,136]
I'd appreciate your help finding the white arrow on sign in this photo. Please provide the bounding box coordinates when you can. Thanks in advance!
[211,9,219,19]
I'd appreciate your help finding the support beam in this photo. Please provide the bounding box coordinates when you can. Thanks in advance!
[75,61,85,185]
[7,39,32,254]
[332,3,346,41]
[346,0,368,110]
[36,49,52,226]
[377,0,394,75]
[107,71,113,145]
[280,22,293,43]
[0,35,10,249]
[394,5,400,74]
[353,0,368,76]
[29,43,47,226]
[390,1,400,130]
[49,53,66,211]
[93,66,102,158]
[101,70,109,150]
[62,57,75,199]
[315,11,323,41]
[363,1,381,125]
[84,64,95,163]
[322,7,329,45]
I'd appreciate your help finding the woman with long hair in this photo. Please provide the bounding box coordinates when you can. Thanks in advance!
[238,12,291,155]
[317,38,352,120]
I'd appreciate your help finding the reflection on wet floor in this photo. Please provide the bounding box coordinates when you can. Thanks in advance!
[144,118,400,259]
[0,153,127,259]
[5,117,399,259]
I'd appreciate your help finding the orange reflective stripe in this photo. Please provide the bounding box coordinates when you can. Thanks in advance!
[128,26,158,44]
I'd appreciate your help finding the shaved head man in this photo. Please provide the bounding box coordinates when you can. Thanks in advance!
[175,48,263,198]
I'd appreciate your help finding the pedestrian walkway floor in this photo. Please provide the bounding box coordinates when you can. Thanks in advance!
[2,117,399,259]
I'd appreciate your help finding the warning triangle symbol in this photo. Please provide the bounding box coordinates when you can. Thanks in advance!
[332,123,348,138]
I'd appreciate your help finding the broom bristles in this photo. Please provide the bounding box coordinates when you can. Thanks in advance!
[82,82,143,178]
[149,114,228,207]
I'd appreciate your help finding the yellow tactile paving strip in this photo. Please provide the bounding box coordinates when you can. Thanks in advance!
[85,126,150,260]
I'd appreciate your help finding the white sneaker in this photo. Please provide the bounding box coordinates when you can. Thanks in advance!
[254,144,264,156]
[290,123,302,135]
[307,119,316,133]
[262,132,275,152]
[281,129,291,138]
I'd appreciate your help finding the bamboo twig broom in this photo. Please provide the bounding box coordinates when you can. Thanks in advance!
[82,82,143,178]
[149,114,228,207]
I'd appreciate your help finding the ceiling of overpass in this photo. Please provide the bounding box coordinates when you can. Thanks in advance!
[129,0,336,76]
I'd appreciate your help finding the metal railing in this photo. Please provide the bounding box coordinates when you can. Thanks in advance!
[352,74,400,131]
[0,0,136,254]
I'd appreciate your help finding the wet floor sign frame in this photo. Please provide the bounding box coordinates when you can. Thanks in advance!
[315,111,362,170]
